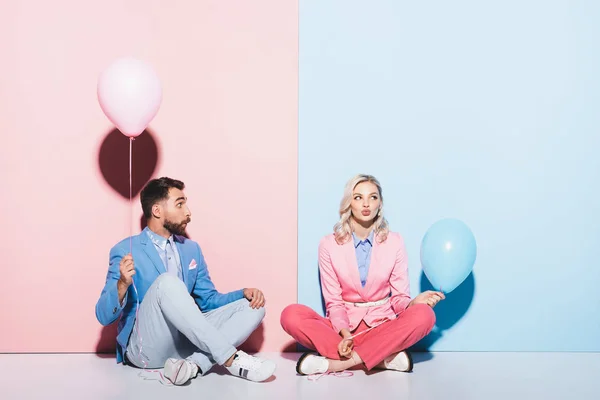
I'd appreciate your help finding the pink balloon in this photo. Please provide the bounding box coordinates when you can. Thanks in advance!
[97,57,162,138]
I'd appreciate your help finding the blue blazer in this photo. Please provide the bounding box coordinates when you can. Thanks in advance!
[95,228,244,363]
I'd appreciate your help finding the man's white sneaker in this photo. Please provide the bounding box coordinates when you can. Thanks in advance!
[163,358,199,385]
[296,353,329,375]
[375,350,413,372]
[224,350,276,382]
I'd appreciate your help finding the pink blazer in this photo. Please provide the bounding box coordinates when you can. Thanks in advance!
[318,231,412,333]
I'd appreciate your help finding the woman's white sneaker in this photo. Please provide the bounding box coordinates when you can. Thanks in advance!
[296,353,329,375]
[376,350,413,372]
[224,350,276,382]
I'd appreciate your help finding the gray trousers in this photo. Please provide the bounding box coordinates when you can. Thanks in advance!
[125,274,264,374]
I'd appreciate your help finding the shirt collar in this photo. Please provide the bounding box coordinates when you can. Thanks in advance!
[352,230,374,248]
[145,227,175,249]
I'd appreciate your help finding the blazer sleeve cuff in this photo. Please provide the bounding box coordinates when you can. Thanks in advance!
[391,295,411,314]
[329,313,350,334]
[107,283,126,318]
[232,289,245,301]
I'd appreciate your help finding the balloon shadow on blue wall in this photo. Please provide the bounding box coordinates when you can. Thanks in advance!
[410,271,475,360]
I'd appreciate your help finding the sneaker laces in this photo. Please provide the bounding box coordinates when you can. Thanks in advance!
[233,351,263,370]
[307,370,354,381]
[305,351,360,381]
[137,369,175,386]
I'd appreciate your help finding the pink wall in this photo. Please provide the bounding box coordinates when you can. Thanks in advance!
[0,0,298,352]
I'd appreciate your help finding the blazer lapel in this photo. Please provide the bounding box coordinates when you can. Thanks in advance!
[140,232,165,276]
[343,239,366,299]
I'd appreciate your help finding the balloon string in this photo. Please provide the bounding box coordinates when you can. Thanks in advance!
[129,137,133,254]
[129,137,138,295]
[347,290,445,340]
[348,314,399,340]
[129,137,146,371]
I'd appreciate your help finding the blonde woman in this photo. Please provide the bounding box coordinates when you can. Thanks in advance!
[281,174,444,376]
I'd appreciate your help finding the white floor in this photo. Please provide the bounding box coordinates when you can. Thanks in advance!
[1,352,598,400]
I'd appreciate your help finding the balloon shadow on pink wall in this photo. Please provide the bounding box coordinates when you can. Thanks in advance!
[98,128,160,199]
[95,128,160,355]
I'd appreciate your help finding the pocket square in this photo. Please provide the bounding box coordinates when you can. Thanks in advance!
[189,259,198,270]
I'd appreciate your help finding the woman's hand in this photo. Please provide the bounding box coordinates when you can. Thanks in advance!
[410,290,445,308]
[337,338,354,358]
[337,328,354,358]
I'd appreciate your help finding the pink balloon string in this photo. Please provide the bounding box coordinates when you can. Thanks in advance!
[128,137,150,373]
[347,314,400,340]
[129,137,133,254]
[129,136,169,384]
[348,292,444,340]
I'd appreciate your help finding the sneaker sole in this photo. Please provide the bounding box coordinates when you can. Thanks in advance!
[164,359,186,385]
[295,352,314,376]
[164,359,197,385]
[405,351,414,372]
[392,351,413,372]
[376,351,414,373]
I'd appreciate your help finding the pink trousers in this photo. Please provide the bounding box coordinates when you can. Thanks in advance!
[280,303,435,370]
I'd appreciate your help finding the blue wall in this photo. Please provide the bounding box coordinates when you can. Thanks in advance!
[298,0,600,351]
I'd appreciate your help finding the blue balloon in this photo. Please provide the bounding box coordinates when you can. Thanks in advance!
[420,218,477,294]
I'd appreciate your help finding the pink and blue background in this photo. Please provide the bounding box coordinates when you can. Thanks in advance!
[1,0,599,353]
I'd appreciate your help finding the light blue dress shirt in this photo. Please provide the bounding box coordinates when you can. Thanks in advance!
[353,230,374,287]
[145,227,182,280]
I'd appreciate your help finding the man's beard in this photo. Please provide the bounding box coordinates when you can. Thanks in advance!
[163,217,191,236]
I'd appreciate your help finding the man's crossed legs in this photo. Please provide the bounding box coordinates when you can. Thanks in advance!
[126,274,275,385]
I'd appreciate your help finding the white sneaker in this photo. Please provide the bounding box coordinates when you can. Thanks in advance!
[224,350,276,382]
[163,358,199,385]
[376,351,413,372]
[296,353,329,375]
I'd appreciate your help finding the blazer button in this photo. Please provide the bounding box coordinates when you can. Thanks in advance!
[113,307,117,314]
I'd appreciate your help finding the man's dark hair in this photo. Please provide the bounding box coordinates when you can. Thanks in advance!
[140,177,185,219]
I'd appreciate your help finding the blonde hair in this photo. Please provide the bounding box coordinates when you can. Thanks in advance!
[333,174,389,245]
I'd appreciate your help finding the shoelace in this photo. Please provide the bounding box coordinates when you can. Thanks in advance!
[137,369,175,386]
[234,354,263,370]
[307,370,354,381]
[137,359,197,386]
